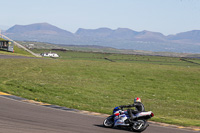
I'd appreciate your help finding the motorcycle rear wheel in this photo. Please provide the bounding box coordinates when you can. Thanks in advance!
[103,116,114,128]
[131,120,148,132]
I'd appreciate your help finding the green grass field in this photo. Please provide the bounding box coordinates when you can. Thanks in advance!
[0,49,199,127]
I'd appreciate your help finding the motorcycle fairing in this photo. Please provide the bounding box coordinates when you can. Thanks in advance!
[114,114,130,126]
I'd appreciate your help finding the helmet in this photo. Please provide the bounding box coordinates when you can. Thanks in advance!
[134,97,141,103]
[113,107,120,114]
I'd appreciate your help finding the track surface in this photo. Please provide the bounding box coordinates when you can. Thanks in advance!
[0,96,197,133]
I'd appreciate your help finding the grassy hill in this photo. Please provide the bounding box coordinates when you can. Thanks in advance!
[0,49,199,127]
[0,44,33,57]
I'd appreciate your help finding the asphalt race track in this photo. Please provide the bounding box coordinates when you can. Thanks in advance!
[0,96,198,133]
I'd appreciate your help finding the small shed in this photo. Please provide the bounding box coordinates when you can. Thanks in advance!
[0,37,14,52]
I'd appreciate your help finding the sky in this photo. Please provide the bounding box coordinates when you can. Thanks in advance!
[0,0,200,35]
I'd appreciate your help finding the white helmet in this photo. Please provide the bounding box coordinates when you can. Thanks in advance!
[134,97,141,103]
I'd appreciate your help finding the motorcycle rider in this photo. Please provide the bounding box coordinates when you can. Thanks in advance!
[119,97,145,121]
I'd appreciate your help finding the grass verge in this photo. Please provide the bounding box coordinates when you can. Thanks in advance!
[0,52,199,127]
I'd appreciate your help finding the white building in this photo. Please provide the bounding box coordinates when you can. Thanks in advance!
[41,52,59,58]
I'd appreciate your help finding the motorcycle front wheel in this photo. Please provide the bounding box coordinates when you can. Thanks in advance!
[103,116,114,128]
[131,120,148,132]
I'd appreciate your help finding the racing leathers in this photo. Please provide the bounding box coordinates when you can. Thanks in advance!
[119,102,145,120]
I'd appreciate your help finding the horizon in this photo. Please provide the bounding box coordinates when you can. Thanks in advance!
[0,0,200,36]
[2,22,200,36]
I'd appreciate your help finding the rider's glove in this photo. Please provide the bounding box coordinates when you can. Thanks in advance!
[119,106,124,110]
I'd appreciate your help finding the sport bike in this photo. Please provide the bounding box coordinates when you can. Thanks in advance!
[103,107,154,132]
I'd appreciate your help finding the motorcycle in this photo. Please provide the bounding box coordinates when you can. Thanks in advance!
[103,107,154,132]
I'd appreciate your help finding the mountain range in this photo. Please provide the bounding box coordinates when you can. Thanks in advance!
[3,23,200,53]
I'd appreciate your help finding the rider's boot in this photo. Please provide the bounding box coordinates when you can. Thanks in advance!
[127,109,137,122]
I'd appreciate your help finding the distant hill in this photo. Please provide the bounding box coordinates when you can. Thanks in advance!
[5,23,75,44]
[76,28,113,37]
[75,28,166,42]
[6,23,72,35]
[167,30,200,44]
[4,23,200,53]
